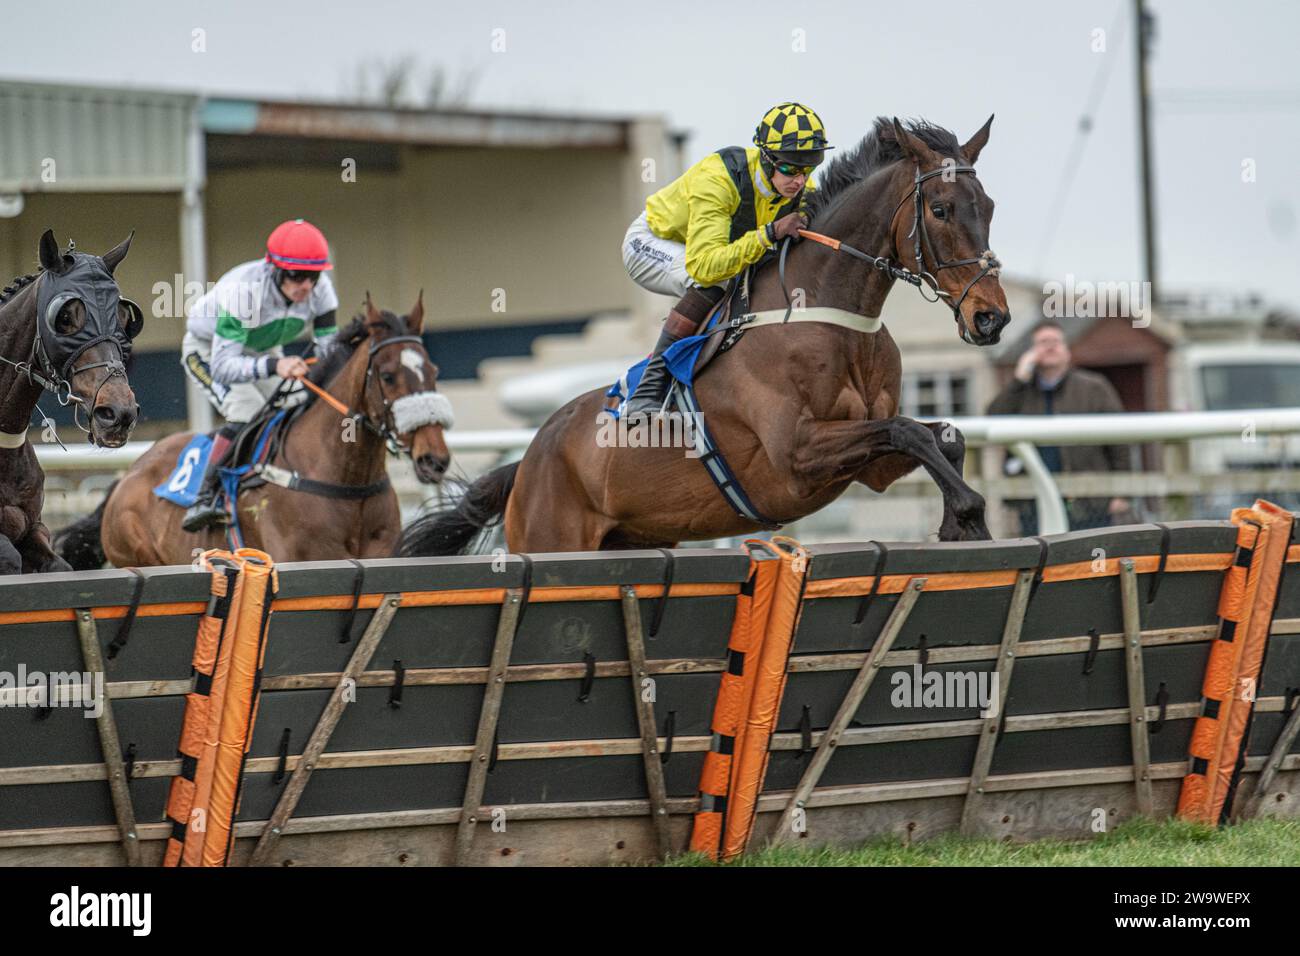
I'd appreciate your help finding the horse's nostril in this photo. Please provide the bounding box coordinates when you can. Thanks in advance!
[975,312,1004,337]
[94,404,136,433]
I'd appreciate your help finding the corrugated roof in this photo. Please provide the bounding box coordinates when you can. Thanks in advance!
[0,81,195,192]
[0,78,662,194]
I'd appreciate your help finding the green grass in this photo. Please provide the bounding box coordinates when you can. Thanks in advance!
[667,817,1300,867]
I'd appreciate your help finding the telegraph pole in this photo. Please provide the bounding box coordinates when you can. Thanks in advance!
[1133,0,1159,305]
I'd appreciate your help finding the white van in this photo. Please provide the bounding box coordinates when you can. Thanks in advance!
[1173,342,1300,473]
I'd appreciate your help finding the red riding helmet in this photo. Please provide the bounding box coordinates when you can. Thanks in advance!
[265,219,333,271]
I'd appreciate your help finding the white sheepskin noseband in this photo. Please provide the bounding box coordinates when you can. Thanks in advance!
[392,392,454,432]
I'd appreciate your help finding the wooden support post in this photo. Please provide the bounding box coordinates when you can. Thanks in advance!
[453,588,524,866]
[960,570,1035,835]
[769,577,927,847]
[1242,701,1300,819]
[1120,559,1154,816]
[74,609,141,867]
[620,585,673,859]
[249,593,402,866]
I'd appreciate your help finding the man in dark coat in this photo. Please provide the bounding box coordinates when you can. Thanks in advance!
[987,320,1133,533]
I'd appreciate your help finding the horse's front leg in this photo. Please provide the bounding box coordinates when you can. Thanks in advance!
[793,416,989,541]
[18,522,73,573]
[878,421,987,541]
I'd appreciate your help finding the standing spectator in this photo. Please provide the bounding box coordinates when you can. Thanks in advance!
[987,320,1133,533]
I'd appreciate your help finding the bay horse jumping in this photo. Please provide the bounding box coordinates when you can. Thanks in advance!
[0,230,142,574]
[400,116,1009,556]
[57,295,452,568]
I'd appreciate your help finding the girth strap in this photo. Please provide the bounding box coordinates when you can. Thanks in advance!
[670,380,781,530]
[255,463,391,500]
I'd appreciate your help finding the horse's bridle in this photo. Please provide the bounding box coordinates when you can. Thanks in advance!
[358,334,427,455]
[288,333,434,457]
[781,160,1002,326]
[896,163,1002,317]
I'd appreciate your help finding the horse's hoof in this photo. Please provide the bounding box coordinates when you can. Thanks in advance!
[938,517,993,542]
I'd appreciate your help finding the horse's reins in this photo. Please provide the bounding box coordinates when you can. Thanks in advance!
[783,161,1001,327]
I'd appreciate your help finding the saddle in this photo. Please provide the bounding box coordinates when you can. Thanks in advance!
[220,401,299,492]
[604,263,763,417]
[153,401,295,509]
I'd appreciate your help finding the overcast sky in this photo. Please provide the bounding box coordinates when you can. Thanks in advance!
[5,0,1297,309]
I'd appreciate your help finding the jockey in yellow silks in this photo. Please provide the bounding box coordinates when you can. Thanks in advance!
[620,102,831,416]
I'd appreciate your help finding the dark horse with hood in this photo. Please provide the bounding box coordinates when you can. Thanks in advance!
[0,230,141,574]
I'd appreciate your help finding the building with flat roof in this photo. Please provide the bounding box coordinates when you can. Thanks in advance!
[0,79,681,433]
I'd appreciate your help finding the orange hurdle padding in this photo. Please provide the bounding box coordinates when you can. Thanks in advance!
[689,542,783,859]
[202,552,276,865]
[1178,500,1293,825]
[164,550,240,867]
[720,538,809,860]
[164,548,278,867]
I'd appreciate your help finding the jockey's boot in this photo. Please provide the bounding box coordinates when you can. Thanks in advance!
[181,428,236,533]
[623,312,694,419]
[623,286,726,419]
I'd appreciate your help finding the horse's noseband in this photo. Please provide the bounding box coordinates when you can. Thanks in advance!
[361,334,445,455]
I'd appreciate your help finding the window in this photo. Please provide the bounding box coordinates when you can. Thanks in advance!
[1200,364,1300,411]
[900,371,972,418]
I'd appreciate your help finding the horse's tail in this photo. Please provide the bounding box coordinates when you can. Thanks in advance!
[397,461,519,557]
[54,480,116,571]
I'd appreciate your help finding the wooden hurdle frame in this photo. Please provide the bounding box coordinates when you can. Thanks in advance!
[2,506,1299,866]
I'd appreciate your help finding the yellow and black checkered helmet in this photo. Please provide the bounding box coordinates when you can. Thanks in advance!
[753,102,832,159]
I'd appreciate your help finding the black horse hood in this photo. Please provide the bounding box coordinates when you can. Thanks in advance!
[35,252,142,380]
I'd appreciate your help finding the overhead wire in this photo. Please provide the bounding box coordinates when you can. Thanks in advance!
[1033,1,1129,279]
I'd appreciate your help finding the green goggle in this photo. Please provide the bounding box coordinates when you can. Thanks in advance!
[762,149,819,177]
[773,161,816,177]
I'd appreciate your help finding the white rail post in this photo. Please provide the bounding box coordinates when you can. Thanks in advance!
[1010,440,1069,535]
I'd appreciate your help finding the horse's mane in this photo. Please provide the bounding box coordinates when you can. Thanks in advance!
[804,117,963,225]
[0,271,41,307]
[301,308,409,408]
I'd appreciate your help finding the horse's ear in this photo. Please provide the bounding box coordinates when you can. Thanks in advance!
[407,289,424,335]
[890,117,940,168]
[102,231,134,275]
[960,114,994,166]
[39,229,68,274]
[364,290,381,327]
